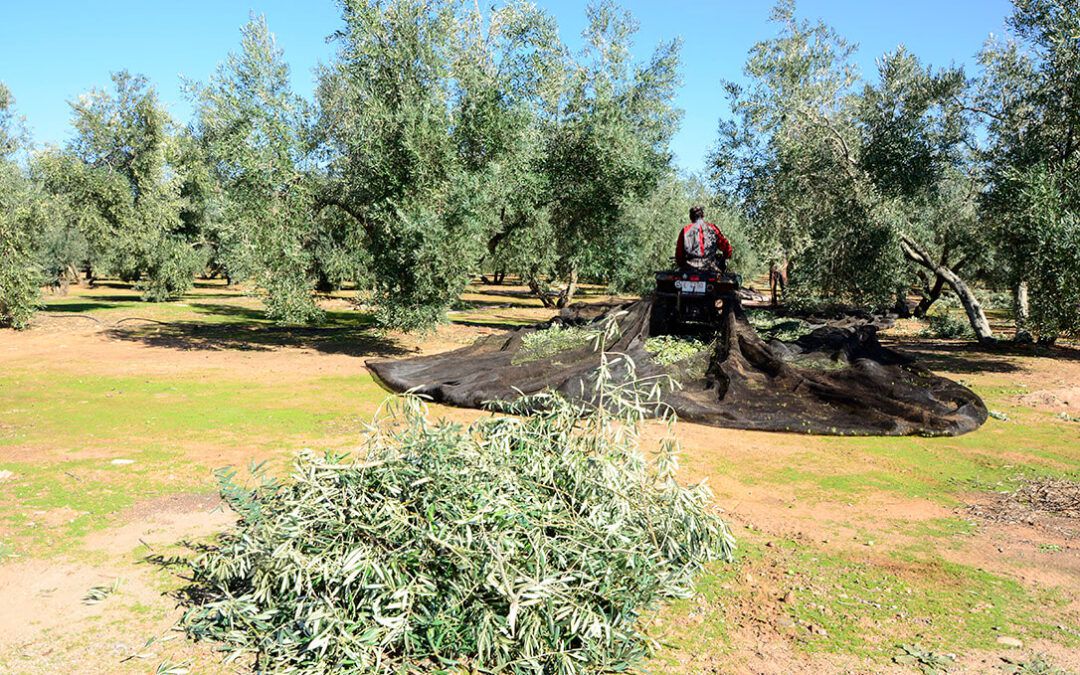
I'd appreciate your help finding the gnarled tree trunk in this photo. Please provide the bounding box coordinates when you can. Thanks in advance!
[913,271,946,318]
[900,235,994,344]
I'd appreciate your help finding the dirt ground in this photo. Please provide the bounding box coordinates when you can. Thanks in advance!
[1,280,1078,674]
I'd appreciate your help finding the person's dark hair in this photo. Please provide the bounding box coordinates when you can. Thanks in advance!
[689,205,705,221]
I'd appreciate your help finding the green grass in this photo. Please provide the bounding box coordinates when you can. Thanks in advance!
[0,366,389,557]
[655,537,1077,667]
[737,409,1079,504]
[0,370,387,449]
[0,452,199,556]
[785,546,1073,657]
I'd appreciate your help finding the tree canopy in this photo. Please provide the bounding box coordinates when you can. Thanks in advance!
[1,0,1077,342]
[712,0,1078,342]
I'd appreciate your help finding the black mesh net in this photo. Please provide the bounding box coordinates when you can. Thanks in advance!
[368,298,986,436]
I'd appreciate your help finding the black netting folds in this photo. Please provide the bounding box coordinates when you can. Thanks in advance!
[368,298,986,436]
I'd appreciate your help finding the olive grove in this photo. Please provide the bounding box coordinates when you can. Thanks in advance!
[714,0,1078,342]
[1,0,1076,340]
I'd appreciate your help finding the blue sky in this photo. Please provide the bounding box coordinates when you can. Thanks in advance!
[1,0,1012,174]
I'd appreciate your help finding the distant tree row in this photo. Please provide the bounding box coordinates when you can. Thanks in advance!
[716,0,1079,343]
[2,0,754,330]
[2,0,1076,342]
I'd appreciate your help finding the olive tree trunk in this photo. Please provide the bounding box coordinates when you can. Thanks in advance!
[1013,281,1033,343]
[913,271,946,317]
[900,235,995,344]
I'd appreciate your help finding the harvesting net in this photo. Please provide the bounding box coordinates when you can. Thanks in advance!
[368,298,987,436]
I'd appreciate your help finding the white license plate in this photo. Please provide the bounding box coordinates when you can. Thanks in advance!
[676,280,707,293]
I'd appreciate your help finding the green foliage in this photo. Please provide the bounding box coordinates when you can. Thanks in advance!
[513,323,601,364]
[922,306,976,340]
[179,379,734,673]
[39,72,200,300]
[998,654,1069,675]
[188,15,322,324]
[977,0,1080,339]
[82,578,122,605]
[892,643,956,674]
[643,335,708,365]
[715,1,996,329]
[536,1,683,302]
[6,3,692,329]
[316,0,550,328]
[0,175,40,328]
[1009,165,1080,339]
[0,83,41,329]
[713,1,906,307]
[746,310,815,342]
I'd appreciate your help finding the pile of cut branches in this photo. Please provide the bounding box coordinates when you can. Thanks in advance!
[179,363,734,673]
[512,323,602,364]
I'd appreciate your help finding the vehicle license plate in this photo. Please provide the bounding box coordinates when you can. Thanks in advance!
[676,280,706,293]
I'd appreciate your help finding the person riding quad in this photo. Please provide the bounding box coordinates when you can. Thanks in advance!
[675,205,733,271]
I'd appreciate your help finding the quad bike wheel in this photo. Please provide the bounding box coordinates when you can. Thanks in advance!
[649,295,678,336]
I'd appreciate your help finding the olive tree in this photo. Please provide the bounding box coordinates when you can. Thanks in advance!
[39,72,200,300]
[314,0,566,328]
[710,0,900,307]
[188,15,321,323]
[856,49,995,339]
[975,0,1080,341]
[0,83,40,328]
[715,1,995,341]
[531,0,682,307]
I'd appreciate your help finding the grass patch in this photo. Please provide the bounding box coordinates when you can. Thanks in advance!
[907,517,977,540]
[788,548,1074,657]
[654,537,1074,666]
[740,413,1080,504]
[0,453,198,556]
[0,369,387,449]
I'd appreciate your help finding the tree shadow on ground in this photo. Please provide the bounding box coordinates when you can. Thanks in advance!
[185,292,247,299]
[450,317,537,330]
[188,302,270,323]
[454,298,542,310]
[105,310,410,358]
[76,293,146,303]
[465,288,543,304]
[887,337,1080,374]
[42,302,121,313]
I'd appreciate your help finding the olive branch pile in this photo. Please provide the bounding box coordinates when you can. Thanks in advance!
[179,351,734,673]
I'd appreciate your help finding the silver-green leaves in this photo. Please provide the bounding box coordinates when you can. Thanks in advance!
[180,371,733,673]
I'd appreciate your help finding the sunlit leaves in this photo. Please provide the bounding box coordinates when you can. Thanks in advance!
[181,367,734,673]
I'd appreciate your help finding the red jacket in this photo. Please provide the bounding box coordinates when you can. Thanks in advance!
[675,221,733,269]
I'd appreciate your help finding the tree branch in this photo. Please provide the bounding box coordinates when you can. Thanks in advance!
[314,196,372,233]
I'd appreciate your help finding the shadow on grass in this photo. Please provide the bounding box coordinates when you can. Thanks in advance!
[105,307,409,358]
[454,297,542,310]
[43,301,121,313]
[186,292,247,299]
[887,337,1080,374]
[79,293,145,302]
[466,288,543,305]
[188,302,269,323]
[450,317,536,330]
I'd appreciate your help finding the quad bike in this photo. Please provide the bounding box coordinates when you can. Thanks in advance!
[651,264,741,336]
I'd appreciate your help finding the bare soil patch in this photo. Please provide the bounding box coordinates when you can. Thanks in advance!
[1020,385,1080,412]
[966,477,1080,539]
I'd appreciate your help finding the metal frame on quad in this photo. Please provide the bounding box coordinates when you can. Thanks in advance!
[651,268,741,336]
